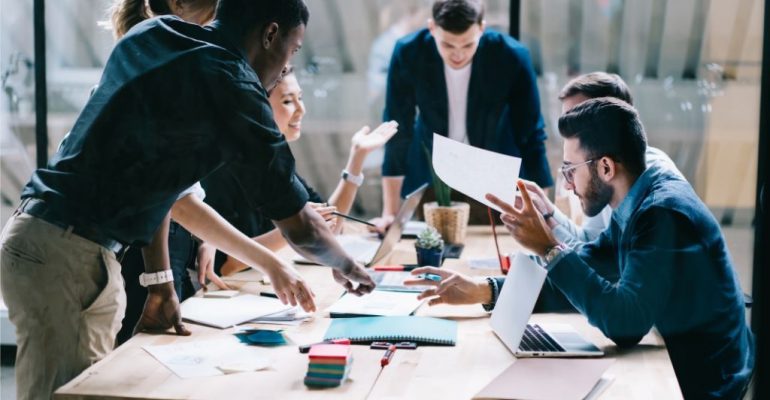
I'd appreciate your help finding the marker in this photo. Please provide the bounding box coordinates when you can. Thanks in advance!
[418,273,442,282]
[259,292,279,299]
[380,344,397,367]
[298,338,351,353]
[331,211,377,227]
[373,264,419,272]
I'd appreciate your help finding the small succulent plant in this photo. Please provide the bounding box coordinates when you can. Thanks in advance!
[415,226,444,250]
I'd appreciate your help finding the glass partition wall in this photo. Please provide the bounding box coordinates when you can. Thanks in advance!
[0,5,765,393]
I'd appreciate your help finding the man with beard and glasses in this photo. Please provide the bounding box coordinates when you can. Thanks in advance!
[407,98,754,399]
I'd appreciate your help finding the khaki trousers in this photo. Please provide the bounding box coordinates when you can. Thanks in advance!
[0,213,126,400]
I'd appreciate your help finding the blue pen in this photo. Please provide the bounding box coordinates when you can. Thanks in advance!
[418,273,442,282]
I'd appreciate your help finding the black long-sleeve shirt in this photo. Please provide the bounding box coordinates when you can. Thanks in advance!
[22,16,308,246]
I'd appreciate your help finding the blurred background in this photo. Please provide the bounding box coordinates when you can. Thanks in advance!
[0,1,766,397]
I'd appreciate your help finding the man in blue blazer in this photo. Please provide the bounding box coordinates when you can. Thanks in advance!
[378,0,552,225]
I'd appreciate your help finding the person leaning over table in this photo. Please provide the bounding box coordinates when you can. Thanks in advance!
[198,66,398,277]
[107,0,231,347]
[406,98,754,399]
[0,1,377,398]
[373,0,552,230]
[106,0,344,346]
[516,71,686,313]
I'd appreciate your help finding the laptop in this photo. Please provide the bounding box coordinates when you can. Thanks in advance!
[490,252,604,358]
[295,184,428,267]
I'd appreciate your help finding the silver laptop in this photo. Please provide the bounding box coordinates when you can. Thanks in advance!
[490,252,604,358]
[295,184,428,267]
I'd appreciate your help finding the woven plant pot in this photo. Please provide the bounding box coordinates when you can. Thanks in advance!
[422,201,470,244]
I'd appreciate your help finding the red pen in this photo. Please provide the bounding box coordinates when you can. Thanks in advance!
[380,344,397,367]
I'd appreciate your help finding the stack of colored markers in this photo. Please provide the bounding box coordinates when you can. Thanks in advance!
[304,343,353,387]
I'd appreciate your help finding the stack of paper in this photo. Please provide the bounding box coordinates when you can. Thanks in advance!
[250,307,313,326]
[181,294,291,328]
[304,343,353,387]
[326,290,424,317]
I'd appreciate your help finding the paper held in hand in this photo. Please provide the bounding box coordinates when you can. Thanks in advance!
[432,133,522,212]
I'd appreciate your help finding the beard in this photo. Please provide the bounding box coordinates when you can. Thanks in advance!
[578,168,613,217]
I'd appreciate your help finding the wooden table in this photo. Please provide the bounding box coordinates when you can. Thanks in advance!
[55,226,682,399]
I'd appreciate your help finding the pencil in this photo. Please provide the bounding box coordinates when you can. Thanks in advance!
[331,211,376,227]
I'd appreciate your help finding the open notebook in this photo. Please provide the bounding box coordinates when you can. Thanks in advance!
[324,316,457,345]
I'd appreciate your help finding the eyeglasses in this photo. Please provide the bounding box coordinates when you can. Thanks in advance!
[559,159,596,184]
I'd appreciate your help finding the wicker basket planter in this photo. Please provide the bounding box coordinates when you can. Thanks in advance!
[422,201,470,244]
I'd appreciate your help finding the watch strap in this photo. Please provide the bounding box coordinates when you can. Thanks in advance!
[341,169,364,187]
[139,270,174,287]
[543,243,567,264]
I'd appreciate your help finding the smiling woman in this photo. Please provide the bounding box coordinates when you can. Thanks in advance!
[204,65,399,277]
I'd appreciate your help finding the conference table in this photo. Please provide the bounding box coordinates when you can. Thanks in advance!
[55,226,682,399]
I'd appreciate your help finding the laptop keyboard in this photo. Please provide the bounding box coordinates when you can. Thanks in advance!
[518,324,566,353]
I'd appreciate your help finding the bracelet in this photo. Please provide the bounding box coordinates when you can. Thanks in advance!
[341,169,364,187]
[481,277,500,312]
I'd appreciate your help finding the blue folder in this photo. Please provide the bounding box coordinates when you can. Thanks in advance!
[323,316,457,346]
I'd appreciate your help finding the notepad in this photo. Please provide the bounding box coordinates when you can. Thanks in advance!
[308,344,351,360]
[327,290,424,318]
[324,316,457,345]
[473,358,615,400]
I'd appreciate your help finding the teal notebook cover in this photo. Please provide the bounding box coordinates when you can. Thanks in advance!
[323,316,457,346]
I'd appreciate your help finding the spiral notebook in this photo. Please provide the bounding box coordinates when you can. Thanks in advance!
[323,316,457,346]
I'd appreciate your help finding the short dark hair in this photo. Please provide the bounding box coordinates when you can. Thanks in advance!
[267,65,295,96]
[216,0,309,36]
[559,72,634,105]
[432,0,484,34]
[558,97,647,177]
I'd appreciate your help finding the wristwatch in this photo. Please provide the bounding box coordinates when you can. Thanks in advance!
[139,270,174,287]
[341,169,364,187]
[543,243,567,264]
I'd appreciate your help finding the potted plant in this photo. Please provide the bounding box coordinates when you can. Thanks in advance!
[415,226,444,267]
[422,145,470,244]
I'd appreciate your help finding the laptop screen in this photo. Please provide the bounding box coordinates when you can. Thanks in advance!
[368,183,428,266]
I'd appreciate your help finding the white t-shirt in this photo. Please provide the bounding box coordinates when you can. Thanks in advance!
[444,62,472,143]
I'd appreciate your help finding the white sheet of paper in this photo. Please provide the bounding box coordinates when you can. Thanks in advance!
[327,290,424,317]
[468,257,504,270]
[432,133,522,212]
[143,338,271,379]
[181,294,291,329]
[249,307,313,326]
[402,221,428,237]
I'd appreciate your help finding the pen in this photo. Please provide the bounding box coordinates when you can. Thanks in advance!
[418,273,442,282]
[259,292,278,299]
[373,264,419,272]
[298,338,351,353]
[370,341,417,350]
[380,344,397,367]
[331,211,377,227]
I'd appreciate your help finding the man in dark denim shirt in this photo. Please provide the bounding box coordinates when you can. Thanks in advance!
[484,98,754,399]
[0,1,374,398]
